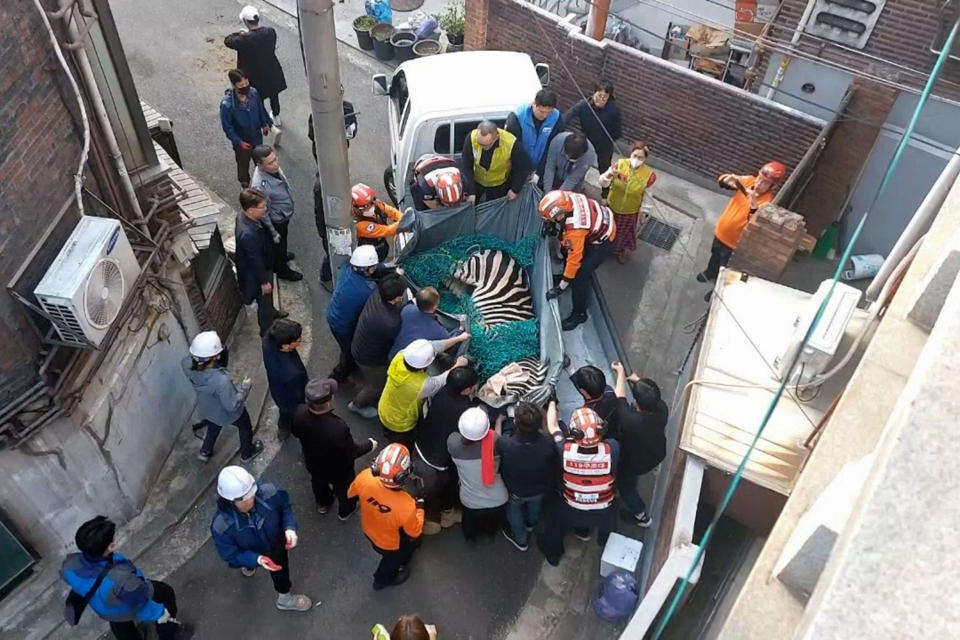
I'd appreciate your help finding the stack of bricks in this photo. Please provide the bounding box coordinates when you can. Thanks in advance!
[729,203,806,281]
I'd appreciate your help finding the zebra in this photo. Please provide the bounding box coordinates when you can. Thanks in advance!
[478,357,551,407]
[448,249,535,327]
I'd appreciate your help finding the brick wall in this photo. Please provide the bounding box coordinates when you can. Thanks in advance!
[466,0,824,180]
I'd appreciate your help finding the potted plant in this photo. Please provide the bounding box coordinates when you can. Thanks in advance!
[353,15,377,51]
[436,1,465,49]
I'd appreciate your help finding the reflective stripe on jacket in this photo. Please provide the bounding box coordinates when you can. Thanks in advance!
[561,442,615,510]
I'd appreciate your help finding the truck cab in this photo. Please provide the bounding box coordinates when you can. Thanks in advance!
[372,51,549,206]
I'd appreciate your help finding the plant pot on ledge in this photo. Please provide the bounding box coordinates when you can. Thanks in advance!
[353,15,376,50]
[435,1,465,51]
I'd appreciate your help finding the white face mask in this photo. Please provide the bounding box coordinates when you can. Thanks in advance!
[630,157,644,169]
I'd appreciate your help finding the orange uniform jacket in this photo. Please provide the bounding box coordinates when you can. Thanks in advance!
[713,174,773,249]
[560,196,617,282]
[347,468,424,550]
[356,201,402,241]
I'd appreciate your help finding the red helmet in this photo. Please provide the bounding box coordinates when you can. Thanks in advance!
[351,183,376,208]
[538,190,573,220]
[569,407,604,446]
[432,169,463,206]
[371,443,411,489]
[759,162,786,181]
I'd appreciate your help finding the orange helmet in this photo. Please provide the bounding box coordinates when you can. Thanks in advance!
[433,169,463,206]
[759,162,786,181]
[371,443,411,489]
[351,183,376,209]
[538,190,573,221]
[569,407,605,446]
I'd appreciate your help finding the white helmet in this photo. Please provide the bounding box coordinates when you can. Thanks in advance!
[217,466,257,501]
[189,331,223,359]
[239,5,259,22]
[350,244,379,268]
[403,339,435,369]
[458,407,490,441]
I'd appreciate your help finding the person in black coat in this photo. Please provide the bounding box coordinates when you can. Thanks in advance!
[570,364,620,440]
[562,81,623,173]
[291,378,376,518]
[611,362,668,528]
[226,6,287,123]
[348,274,407,417]
[235,188,284,336]
[262,319,308,441]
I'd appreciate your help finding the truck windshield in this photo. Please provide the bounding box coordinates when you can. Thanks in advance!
[434,118,506,155]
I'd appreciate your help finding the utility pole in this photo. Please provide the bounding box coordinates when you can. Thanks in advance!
[587,0,610,41]
[298,0,353,283]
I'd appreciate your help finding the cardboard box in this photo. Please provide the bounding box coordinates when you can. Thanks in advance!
[601,533,644,577]
[735,21,765,40]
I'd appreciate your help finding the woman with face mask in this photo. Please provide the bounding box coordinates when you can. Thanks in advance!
[599,142,657,264]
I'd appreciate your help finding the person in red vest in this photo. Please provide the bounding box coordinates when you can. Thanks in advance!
[537,404,620,566]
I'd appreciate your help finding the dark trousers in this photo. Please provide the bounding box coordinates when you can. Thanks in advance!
[255,289,278,337]
[571,241,614,317]
[108,580,178,640]
[382,425,416,448]
[330,330,358,382]
[617,471,646,516]
[263,92,280,116]
[307,463,357,517]
[474,181,511,203]
[372,535,419,587]
[314,177,332,283]
[278,407,294,438]
[703,236,734,281]
[537,498,615,565]
[234,145,254,187]
[354,363,388,408]
[411,456,457,522]
[272,220,292,276]
[201,408,255,458]
[266,543,292,594]
[461,505,505,542]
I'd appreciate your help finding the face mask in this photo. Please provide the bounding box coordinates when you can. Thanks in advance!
[363,205,375,217]
[236,86,251,95]
[630,157,644,168]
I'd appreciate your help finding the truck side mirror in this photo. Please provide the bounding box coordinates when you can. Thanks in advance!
[373,74,389,96]
[535,63,550,86]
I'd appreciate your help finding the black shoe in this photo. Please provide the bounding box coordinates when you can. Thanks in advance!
[501,527,529,551]
[174,622,196,640]
[240,440,264,462]
[561,313,587,331]
[275,310,290,319]
[286,251,295,260]
[373,566,411,591]
[338,503,358,521]
[319,279,333,293]
[192,422,206,441]
[704,291,713,303]
[696,271,709,283]
[277,270,303,282]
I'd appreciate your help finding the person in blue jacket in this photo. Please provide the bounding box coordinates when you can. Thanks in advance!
[219,68,272,188]
[211,466,312,612]
[505,89,562,184]
[326,244,382,383]
[261,318,308,441]
[60,516,187,639]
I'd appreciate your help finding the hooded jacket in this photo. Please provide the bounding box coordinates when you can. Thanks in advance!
[326,262,377,337]
[351,292,402,366]
[219,87,271,149]
[181,357,250,426]
[210,482,296,569]
[60,552,163,623]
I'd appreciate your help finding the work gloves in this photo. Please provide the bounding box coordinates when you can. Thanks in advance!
[546,282,569,300]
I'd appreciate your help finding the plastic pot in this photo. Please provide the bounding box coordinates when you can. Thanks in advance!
[413,39,442,57]
[391,30,417,63]
[447,31,465,46]
[353,16,376,50]
[371,23,395,61]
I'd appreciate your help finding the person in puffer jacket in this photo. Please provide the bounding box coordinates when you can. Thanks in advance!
[181,331,263,463]
[210,466,312,612]
[60,516,187,639]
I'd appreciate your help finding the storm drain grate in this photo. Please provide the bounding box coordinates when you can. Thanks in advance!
[638,218,681,251]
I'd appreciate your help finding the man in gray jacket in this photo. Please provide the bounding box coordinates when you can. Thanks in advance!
[543,132,596,193]
[251,145,303,282]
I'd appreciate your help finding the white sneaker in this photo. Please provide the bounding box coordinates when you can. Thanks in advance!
[348,401,379,419]
[272,114,283,128]
[276,593,312,611]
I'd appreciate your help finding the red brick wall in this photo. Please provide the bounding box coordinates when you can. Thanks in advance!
[466,0,824,180]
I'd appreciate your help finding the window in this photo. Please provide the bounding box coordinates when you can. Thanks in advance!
[399,100,412,139]
[390,71,409,119]
[434,118,507,154]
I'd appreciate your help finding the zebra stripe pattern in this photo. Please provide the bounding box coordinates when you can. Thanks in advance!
[449,249,535,327]
[504,357,550,400]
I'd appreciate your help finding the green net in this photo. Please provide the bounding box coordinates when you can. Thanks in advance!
[400,234,540,380]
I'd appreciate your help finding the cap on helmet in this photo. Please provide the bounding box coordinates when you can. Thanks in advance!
[538,190,573,220]
[759,161,786,181]
[189,331,223,360]
[403,339,436,369]
[433,169,463,206]
[458,407,490,441]
[372,443,411,488]
[350,244,379,268]
[569,407,604,446]
[351,183,376,209]
[217,466,257,501]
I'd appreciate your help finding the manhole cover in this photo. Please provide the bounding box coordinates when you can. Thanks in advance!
[391,0,425,11]
[638,218,681,251]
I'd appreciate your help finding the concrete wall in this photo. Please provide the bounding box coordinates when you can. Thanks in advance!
[613,0,734,53]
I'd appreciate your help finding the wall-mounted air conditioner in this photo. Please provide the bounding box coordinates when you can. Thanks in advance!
[33,216,141,348]
[805,0,886,50]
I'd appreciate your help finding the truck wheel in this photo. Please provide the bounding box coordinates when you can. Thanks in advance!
[383,167,399,207]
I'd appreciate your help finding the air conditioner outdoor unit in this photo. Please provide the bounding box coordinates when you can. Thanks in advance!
[33,216,141,348]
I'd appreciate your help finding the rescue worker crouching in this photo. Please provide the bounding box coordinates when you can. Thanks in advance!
[352,183,403,262]
[410,154,465,211]
[539,190,617,331]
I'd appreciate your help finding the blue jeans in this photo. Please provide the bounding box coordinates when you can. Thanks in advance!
[617,472,647,516]
[201,408,255,458]
[505,493,544,545]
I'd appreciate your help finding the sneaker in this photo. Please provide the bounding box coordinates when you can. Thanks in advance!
[573,530,592,543]
[277,270,303,282]
[696,271,710,283]
[501,527,529,551]
[275,309,290,319]
[423,520,442,536]
[440,509,461,528]
[191,422,207,440]
[636,512,653,528]
[197,451,212,463]
[240,567,257,577]
[273,114,283,128]
[373,565,411,591]
[240,440,264,462]
[561,313,587,331]
[275,592,312,612]
[286,251,295,260]
[338,504,358,521]
[317,504,330,515]
[348,401,379,419]
[319,278,333,293]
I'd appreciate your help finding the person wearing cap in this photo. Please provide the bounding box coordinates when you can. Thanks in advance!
[611,362,667,528]
[388,286,462,363]
[378,337,470,446]
[348,444,425,590]
[182,331,264,463]
[292,378,377,518]
[351,183,403,262]
[326,244,383,383]
[542,132,597,193]
[225,6,287,127]
[447,407,509,542]
[220,69,272,188]
[409,153,464,211]
[60,516,187,639]
[697,161,787,284]
[262,319,308,441]
[211,466,312,611]
[537,404,621,566]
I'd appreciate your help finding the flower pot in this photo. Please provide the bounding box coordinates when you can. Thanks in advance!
[447,32,465,46]
[371,23,395,61]
[446,43,464,53]
[353,16,376,50]
[391,30,417,63]
[413,39,442,57]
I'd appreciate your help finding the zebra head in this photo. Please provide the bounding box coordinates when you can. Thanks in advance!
[447,250,486,297]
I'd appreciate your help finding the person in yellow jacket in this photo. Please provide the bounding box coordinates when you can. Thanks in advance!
[460,120,531,204]
[599,141,657,264]
[378,336,470,446]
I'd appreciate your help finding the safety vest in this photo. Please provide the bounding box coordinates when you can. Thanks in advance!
[378,352,428,433]
[561,442,615,510]
[471,128,516,188]
[608,159,653,216]
[565,193,616,244]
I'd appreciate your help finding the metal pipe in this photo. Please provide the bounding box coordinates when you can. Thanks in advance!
[765,0,817,100]
[587,0,611,41]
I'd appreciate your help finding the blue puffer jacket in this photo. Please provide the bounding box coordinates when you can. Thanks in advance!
[60,553,163,623]
[326,262,377,338]
[210,482,296,569]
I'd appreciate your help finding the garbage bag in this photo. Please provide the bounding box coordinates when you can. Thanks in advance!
[364,0,392,25]
[593,570,639,622]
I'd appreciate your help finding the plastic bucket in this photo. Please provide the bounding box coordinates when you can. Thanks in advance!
[353,17,375,50]
[391,30,417,62]
[371,24,395,61]
[841,253,884,281]
[413,39,442,57]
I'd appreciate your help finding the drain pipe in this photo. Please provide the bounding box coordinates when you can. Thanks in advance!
[765,0,817,100]
[56,0,149,238]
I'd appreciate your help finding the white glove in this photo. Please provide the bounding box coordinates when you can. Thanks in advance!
[157,608,172,624]
[284,529,298,550]
[530,173,540,184]
[368,437,378,450]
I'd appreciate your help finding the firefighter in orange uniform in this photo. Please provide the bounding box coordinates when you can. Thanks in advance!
[351,183,403,262]
[539,190,616,331]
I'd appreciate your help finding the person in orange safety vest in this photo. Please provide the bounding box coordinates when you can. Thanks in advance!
[351,183,403,262]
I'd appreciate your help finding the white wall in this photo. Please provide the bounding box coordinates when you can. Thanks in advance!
[612,0,734,53]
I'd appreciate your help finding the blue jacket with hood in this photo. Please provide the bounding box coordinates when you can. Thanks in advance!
[60,552,164,622]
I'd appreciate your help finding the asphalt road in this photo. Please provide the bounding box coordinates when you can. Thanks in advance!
[109,0,543,637]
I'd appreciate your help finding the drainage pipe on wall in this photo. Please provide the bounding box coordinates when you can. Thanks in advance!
[765,0,817,100]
